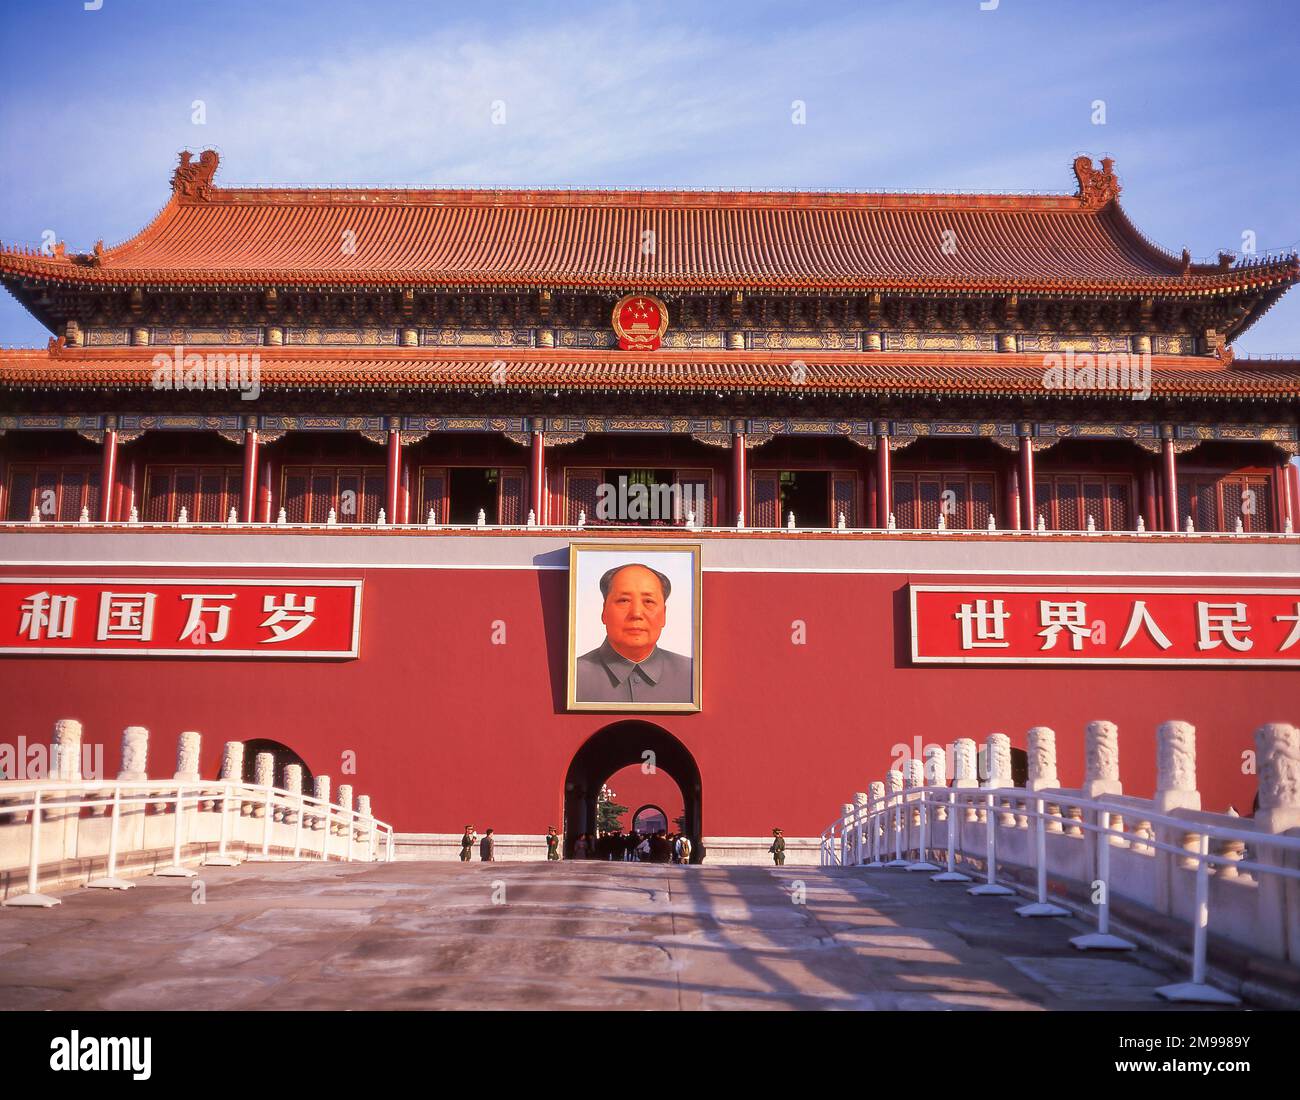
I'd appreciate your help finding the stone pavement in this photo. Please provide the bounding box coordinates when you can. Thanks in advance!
[0,860,1233,1011]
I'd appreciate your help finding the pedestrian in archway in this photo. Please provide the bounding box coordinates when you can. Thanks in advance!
[546,826,561,861]
[459,825,476,863]
[480,828,496,861]
[770,827,786,866]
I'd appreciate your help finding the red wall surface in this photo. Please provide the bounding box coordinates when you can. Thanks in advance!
[0,562,1296,835]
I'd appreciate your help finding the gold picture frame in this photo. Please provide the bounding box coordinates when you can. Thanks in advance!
[566,541,702,713]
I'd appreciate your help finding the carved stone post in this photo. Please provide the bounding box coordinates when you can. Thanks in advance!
[52,718,83,782]
[1027,726,1062,833]
[853,791,869,863]
[885,770,904,863]
[119,726,149,781]
[170,730,201,815]
[313,775,331,832]
[924,745,948,821]
[1254,723,1300,961]
[952,737,979,822]
[175,731,201,783]
[281,763,302,823]
[338,784,354,838]
[1083,720,1123,845]
[219,740,246,815]
[904,758,923,830]
[251,752,274,818]
[867,780,886,864]
[1152,720,1202,909]
[46,719,84,843]
[984,733,1015,826]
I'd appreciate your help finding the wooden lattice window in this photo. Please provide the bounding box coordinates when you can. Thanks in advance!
[5,463,102,522]
[892,472,996,529]
[281,466,384,524]
[1034,473,1135,531]
[143,466,241,523]
[1177,472,1273,533]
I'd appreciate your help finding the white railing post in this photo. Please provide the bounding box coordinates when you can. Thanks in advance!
[205,782,240,866]
[969,735,1014,896]
[3,789,61,907]
[1070,807,1136,950]
[839,804,853,866]
[294,786,305,859]
[884,771,908,867]
[1016,797,1069,917]
[852,792,868,865]
[1155,833,1241,1004]
[86,784,133,890]
[261,783,274,858]
[864,781,886,868]
[155,785,197,878]
[968,790,1014,896]
[933,789,972,883]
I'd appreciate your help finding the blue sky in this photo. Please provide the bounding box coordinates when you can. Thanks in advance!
[1,0,1297,350]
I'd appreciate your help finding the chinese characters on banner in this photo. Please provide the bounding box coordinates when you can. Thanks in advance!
[2,578,362,657]
[909,585,1300,666]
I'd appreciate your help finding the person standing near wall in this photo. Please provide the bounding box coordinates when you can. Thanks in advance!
[770,827,786,867]
[546,826,561,861]
[460,825,476,863]
[480,828,496,862]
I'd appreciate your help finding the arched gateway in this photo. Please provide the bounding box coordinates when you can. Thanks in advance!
[563,721,701,861]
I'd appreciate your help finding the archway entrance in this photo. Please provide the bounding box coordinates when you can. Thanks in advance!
[631,804,669,835]
[563,720,702,861]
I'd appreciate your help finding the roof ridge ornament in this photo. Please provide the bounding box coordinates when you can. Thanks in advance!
[172,149,220,200]
[1072,155,1121,210]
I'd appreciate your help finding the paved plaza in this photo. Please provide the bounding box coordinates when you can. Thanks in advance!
[0,860,1233,1011]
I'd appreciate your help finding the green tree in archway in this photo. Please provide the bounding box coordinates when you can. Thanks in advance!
[596,784,629,834]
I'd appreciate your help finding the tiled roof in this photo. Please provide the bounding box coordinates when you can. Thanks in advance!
[2,345,1297,400]
[2,154,1296,296]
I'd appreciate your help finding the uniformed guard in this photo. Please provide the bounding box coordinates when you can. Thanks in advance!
[545,826,561,861]
[769,827,786,867]
[459,824,476,863]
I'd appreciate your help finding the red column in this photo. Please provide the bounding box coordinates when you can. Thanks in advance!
[241,428,259,523]
[530,429,546,524]
[1005,463,1021,531]
[120,460,137,523]
[875,434,891,527]
[99,427,118,522]
[1276,460,1294,533]
[1142,460,1158,532]
[731,428,747,526]
[259,455,273,523]
[1286,462,1299,532]
[385,428,401,522]
[865,461,877,532]
[400,461,411,525]
[1018,436,1036,530]
[1162,436,1179,532]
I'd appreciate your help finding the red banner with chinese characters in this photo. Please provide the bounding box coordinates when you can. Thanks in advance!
[0,578,362,658]
[910,585,1300,666]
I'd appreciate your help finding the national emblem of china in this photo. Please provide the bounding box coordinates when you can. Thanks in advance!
[612,293,669,351]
